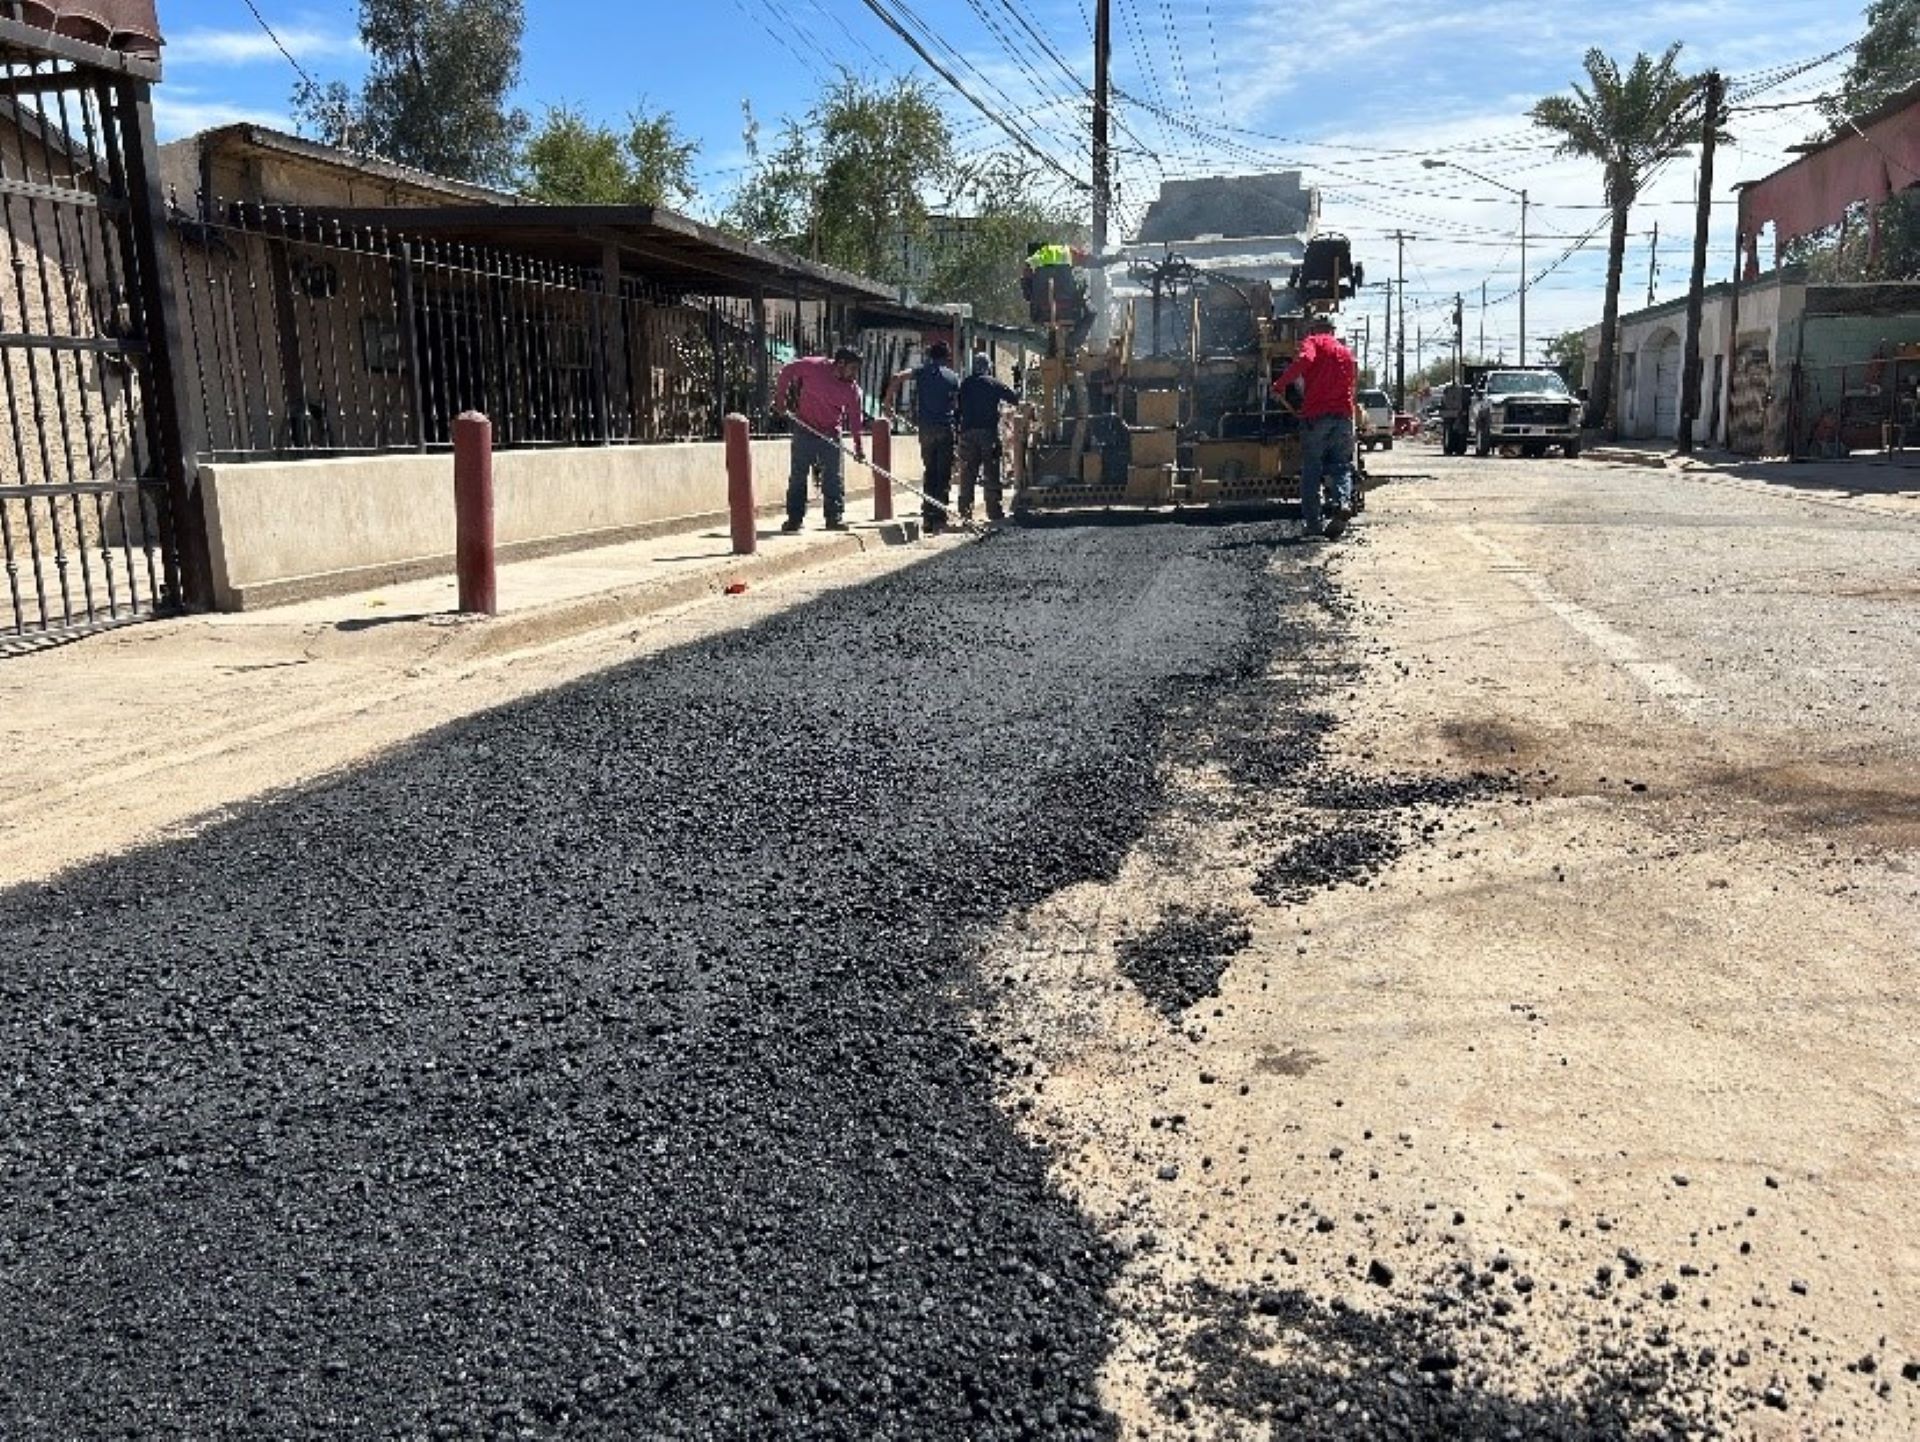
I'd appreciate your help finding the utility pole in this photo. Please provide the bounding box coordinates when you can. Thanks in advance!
[1479,280,1486,361]
[1393,230,1408,410]
[1382,278,1392,394]
[1089,0,1111,343]
[1518,186,1529,365]
[1453,292,1464,382]
[1646,221,1660,307]
[1678,70,1722,456]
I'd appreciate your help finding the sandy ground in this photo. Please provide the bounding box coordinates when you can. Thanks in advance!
[975,452,1920,1438]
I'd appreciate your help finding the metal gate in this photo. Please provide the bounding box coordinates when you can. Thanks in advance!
[0,24,189,651]
[1652,337,1682,438]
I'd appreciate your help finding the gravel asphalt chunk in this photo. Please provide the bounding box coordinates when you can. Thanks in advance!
[0,521,1317,1438]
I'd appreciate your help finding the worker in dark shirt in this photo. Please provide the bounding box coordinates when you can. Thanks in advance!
[886,340,961,532]
[956,354,1019,521]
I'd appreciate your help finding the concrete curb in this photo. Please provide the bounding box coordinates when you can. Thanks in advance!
[427,531,888,663]
[1582,447,1675,470]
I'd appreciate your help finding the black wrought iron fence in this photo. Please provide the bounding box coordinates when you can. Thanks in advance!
[0,44,181,646]
[170,199,843,461]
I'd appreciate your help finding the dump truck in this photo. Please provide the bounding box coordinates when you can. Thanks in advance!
[1011,235,1365,516]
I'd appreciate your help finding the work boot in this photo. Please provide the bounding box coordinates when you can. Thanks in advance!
[824,516,848,532]
[780,517,803,534]
[986,505,1005,522]
[1323,513,1349,541]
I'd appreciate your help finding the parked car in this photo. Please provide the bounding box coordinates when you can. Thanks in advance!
[1356,387,1394,450]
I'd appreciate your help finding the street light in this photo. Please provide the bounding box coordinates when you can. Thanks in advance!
[1423,158,1529,366]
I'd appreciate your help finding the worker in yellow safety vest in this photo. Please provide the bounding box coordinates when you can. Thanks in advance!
[1021,239,1092,350]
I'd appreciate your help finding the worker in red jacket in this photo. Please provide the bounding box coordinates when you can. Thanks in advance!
[1272,316,1359,539]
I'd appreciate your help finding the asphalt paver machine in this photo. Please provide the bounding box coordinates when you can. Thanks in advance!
[1012,235,1362,517]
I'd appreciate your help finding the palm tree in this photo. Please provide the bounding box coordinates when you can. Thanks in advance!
[1530,45,1709,429]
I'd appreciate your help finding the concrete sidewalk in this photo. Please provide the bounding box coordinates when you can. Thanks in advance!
[0,512,932,886]
[204,515,916,662]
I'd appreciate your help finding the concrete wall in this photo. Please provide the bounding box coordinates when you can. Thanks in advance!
[201,438,868,610]
[1607,272,1806,451]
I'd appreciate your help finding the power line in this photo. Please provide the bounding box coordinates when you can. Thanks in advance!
[986,0,1087,98]
[1153,0,1195,122]
[238,0,323,92]
[1198,0,1226,113]
[850,0,1091,189]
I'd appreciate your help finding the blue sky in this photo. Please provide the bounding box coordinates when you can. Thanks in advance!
[153,0,1864,357]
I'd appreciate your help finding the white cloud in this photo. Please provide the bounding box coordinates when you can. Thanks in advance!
[153,95,290,142]
[166,25,360,68]
[1068,0,1858,356]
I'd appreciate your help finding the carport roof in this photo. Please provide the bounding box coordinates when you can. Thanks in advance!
[302,204,899,302]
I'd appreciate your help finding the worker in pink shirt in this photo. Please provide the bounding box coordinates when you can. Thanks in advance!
[771,345,866,532]
[1272,316,1359,540]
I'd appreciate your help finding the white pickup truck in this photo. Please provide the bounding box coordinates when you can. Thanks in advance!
[1471,369,1583,459]
[1356,387,1394,451]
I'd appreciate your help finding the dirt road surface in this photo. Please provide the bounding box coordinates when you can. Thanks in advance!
[978,450,1919,1437]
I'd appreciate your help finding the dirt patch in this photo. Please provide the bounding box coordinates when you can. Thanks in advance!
[1437,714,1553,772]
[1711,759,1920,850]
[1834,582,1920,602]
[1252,1045,1324,1077]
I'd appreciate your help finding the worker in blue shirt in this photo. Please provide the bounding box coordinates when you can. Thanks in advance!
[886,340,961,532]
[956,354,1020,521]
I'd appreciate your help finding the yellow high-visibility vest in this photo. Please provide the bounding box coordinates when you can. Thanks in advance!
[1029,243,1075,268]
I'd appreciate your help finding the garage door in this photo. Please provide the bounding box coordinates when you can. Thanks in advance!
[1653,339,1682,438]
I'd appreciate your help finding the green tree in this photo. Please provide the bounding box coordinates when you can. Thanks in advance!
[1542,328,1588,387]
[1825,0,1920,129]
[723,104,815,252]
[723,72,951,284]
[624,108,700,208]
[1787,3,1920,281]
[523,103,700,207]
[295,0,529,188]
[1529,45,1712,429]
[923,155,1081,326]
[523,105,628,204]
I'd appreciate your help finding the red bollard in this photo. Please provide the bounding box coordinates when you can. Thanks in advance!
[725,412,756,556]
[871,418,894,522]
[453,411,496,615]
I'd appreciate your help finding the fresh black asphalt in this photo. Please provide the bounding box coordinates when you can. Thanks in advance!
[0,521,1318,1439]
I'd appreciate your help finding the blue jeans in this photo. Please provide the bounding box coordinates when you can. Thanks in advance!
[788,429,845,522]
[1300,414,1355,529]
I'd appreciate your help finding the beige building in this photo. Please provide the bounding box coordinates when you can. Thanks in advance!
[1586,268,1920,456]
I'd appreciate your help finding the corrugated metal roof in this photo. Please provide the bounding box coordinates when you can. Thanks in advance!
[298,203,900,301]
